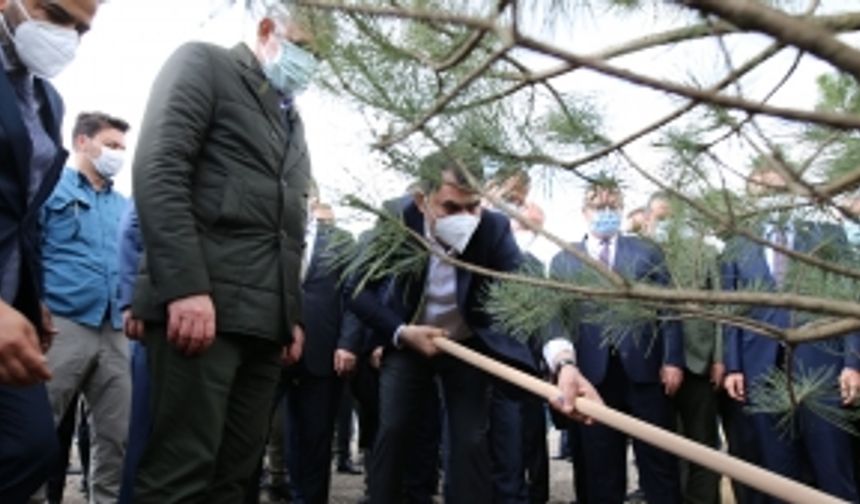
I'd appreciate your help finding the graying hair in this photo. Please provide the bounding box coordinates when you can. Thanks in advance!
[248,0,296,23]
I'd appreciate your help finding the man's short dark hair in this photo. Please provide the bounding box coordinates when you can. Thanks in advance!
[71,112,130,142]
[583,173,623,209]
[490,164,530,188]
[647,191,671,209]
[416,148,484,195]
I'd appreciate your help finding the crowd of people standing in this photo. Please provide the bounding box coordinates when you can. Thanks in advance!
[1,1,859,504]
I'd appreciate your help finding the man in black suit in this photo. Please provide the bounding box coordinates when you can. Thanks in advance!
[348,150,597,503]
[284,196,363,504]
[0,1,100,501]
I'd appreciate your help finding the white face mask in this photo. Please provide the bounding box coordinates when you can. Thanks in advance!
[514,229,536,253]
[4,1,79,78]
[432,212,481,254]
[91,147,124,179]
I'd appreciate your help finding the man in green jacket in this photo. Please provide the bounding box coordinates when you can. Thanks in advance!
[129,2,321,502]
[647,192,724,504]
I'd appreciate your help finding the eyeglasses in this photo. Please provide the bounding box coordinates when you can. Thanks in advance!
[37,0,90,35]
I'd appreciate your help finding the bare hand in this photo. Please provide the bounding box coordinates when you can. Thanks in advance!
[724,372,746,402]
[122,309,145,340]
[39,302,58,353]
[167,294,216,356]
[399,325,448,357]
[282,325,305,366]
[710,362,726,390]
[839,368,860,406]
[553,364,601,424]
[370,346,384,369]
[0,300,51,385]
[660,365,684,396]
[334,348,357,376]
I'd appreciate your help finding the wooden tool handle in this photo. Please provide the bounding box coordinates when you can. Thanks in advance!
[432,337,846,504]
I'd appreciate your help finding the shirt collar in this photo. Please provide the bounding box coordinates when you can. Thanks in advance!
[75,168,113,192]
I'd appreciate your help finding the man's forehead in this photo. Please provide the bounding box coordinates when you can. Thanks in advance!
[55,0,98,24]
[33,0,98,33]
[587,189,621,203]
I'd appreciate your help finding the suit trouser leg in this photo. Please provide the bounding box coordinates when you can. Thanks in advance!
[134,327,280,504]
[719,394,766,504]
[369,350,434,504]
[750,413,803,504]
[489,379,528,503]
[0,384,58,504]
[522,396,549,504]
[335,385,354,466]
[46,392,78,503]
[627,380,682,504]
[674,371,720,504]
[402,381,441,504]
[286,373,342,504]
[206,337,281,504]
[798,406,859,502]
[438,350,492,504]
[118,341,150,504]
[580,357,627,504]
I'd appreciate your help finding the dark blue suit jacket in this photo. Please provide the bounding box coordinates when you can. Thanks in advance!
[549,235,685,385]
[117,203,143,311]
[300,223,363,377]
[348,201,534,370]
[0,70,67,331]
[721,223,860,381]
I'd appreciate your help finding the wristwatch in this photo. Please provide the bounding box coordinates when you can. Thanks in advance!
[555,357,577,374]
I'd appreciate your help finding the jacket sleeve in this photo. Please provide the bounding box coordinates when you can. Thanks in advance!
[116,204,143,311]
[720,254,743,373]
[343,228,407,349]
[132,43,216,304]
[646,243,685,368]
[843,332,860,371]
[337,308,365,354]
[487,214,523,274]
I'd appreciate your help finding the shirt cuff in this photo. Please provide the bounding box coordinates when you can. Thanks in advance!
[393,324,406,348]
[543,338,575,374]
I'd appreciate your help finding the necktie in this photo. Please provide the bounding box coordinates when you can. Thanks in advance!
[599,239,611,267]
[771,228,788,288]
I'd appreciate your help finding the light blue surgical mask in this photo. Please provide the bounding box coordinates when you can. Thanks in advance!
[262,39,319,96]
[590,209,621,238]
[845,220,860,246]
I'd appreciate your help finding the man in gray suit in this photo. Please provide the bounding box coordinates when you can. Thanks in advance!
[129,2,322,502]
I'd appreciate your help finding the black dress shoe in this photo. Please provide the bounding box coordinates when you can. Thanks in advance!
[336,460,363,475]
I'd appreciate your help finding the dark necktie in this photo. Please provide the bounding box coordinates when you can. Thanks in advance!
[599,238,611,267]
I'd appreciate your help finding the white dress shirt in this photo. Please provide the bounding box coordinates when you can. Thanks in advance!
[393,227,471,345]
[763,224,794,278]
[300,218,318,283]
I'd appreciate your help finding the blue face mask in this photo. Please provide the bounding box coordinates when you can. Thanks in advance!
[845,220,860,246]
[262,39,319,96]
[590,209,621,238]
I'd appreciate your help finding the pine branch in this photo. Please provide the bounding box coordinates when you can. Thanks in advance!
[683,0,860,80]
[746,364,860,437]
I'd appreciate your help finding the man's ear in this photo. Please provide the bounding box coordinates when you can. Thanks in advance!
[414,192,426,214]
[72,134,88,153]
[257,17,275,40]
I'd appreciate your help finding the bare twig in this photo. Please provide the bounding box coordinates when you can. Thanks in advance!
[515,34,860,131]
